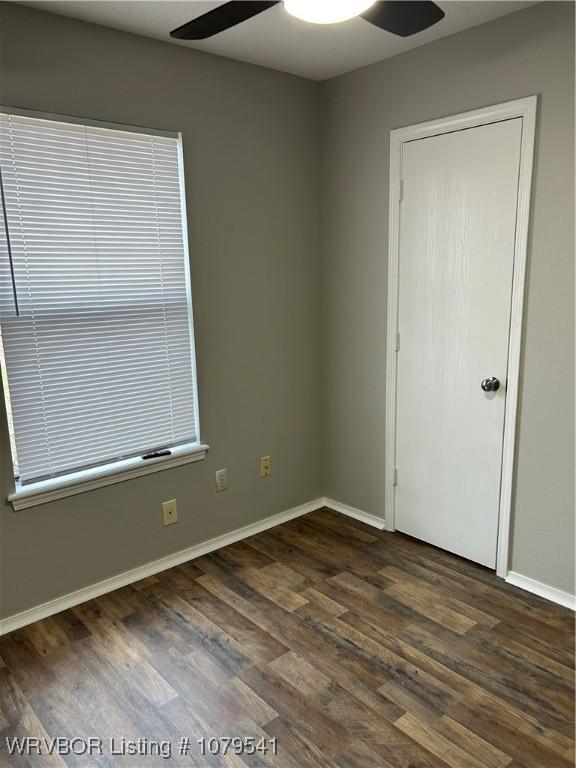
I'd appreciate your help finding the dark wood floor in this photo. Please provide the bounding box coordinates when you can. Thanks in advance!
[1,508,574,768]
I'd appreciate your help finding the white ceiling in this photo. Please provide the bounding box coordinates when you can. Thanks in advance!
[19,1,536,80]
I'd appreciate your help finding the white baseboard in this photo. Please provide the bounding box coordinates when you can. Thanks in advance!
[506,571,575,611]
[0,497,324,636]
[5,496,570,635]
[322,497,386,530]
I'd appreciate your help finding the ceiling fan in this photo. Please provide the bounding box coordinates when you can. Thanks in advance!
[170,1,445,40]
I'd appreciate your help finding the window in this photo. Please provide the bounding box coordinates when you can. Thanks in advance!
[0,110,205,508]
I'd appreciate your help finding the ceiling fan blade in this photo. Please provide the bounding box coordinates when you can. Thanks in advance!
[361,1,445,37]
[171,1,280,40]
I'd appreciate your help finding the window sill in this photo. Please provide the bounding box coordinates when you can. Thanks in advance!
[8,443,209,511]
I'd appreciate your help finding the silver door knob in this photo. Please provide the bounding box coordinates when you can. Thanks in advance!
[481,377,500,392]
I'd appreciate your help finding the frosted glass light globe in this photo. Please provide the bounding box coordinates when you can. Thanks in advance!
[284,0,376,25]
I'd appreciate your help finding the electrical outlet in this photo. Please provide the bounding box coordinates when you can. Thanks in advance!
[162,499,178,526]
[260,456,271,478]
[215,468,228,492]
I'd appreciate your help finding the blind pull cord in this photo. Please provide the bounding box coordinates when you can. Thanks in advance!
[0,165,19,317]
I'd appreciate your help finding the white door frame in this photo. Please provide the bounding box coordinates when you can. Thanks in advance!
[385,96,537,579]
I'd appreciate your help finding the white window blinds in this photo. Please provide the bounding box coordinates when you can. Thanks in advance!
[0,112,199,485]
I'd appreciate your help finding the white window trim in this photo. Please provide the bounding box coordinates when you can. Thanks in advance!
[8,442,209,511]
[0,105,179,138]
[1,106,206,509]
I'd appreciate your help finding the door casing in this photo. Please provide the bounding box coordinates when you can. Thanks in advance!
[385,96,537,579]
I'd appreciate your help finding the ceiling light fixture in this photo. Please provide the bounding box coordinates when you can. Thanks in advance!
[284,0,377,25]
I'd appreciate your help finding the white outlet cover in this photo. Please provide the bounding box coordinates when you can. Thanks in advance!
[215,469,227,492]
[161,499,178,525]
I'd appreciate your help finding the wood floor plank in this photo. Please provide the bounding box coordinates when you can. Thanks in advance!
[400,623,574,736]
[239,665,352,760]
[312,573,410,634]
[446,698,574,768]
[434,715,513,768]
[0,682,68,768]
[333,738,397,768]
[263,716,334,768]
[299,586,347,617]
[264,651,447,768]
[466,623,575,689]
[225,678,278,727]
[0,508,573,768]
[386,584,476,635]
[245,530,339,583]
[395,712,499,768]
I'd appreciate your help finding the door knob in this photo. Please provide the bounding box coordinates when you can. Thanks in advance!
[481,377,500,392]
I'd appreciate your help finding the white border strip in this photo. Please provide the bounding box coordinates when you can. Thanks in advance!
[506,571,575,611]
[3,497,570,634]
[323,497,386,530]
[9,444,209,511]
[385,96,537,580]
[0,497,324,635]
[0,104,179,138]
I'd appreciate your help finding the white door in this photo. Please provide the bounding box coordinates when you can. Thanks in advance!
[396,119,522,568]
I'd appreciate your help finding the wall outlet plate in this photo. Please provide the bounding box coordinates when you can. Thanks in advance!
[260,456,272,477]
[215,468,228,492]
[162,499,178,526]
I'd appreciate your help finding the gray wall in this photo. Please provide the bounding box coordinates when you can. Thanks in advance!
[0,3,323,618]
[321,1,575,594]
